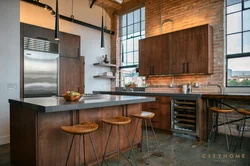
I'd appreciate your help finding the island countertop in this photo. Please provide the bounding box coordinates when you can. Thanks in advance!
[9,95,155,113]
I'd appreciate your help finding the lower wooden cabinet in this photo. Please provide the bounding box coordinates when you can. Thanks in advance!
[142,96,171,131]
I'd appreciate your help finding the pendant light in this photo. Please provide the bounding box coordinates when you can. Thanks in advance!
[55,0,60,40]
[101,0,104,49]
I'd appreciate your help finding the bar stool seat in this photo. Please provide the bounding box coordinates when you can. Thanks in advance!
[102,116,131,125]
[61,122,100,166]
[130,111,155,119]
[209,107,234,113]
[208,107,234,151]
[61,122,98,135]
[238,109,250,115]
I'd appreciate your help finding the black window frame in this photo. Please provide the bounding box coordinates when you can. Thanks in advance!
[119,7,145,68]
[226,0,250,87]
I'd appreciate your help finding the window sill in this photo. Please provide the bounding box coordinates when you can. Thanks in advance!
[224,87,250,93]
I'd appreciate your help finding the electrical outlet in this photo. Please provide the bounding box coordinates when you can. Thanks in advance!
[7,83,17,90]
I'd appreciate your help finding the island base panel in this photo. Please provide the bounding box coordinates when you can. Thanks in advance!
[10,103,142,166]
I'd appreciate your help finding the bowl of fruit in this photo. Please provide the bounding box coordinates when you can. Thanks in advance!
[63,91,81,101]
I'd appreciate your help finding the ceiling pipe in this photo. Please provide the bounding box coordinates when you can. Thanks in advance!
[22,0,115,35]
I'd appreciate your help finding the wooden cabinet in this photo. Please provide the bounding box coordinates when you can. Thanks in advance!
[139,37,153,76]
[139,24,213,76]
[139,35,169,76]
[22,23,55,41]
[59,32,83,94]
[142,96,171,131]
[59,57,81,94]
[60,32,80,58]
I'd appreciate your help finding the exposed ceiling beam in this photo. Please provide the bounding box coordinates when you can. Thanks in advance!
[95,0,122,10]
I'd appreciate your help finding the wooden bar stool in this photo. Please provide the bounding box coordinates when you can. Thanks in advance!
[234,109,250,152]
[208,107,234,151]
[129,111,161,165]
[101,116,137,166]
[61,122,100,166]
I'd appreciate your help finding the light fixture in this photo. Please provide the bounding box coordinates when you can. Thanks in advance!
[55,0,60,40]
[101,0,104,49]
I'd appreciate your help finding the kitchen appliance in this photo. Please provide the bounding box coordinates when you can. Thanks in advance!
[23,37,59,97]
[171,97,200,140]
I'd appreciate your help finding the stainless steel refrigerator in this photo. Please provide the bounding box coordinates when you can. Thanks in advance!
[23,37,59,97]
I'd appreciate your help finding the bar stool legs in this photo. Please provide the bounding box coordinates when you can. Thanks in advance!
[66,135,75,166]
[65,134,100,166]
[208,112,233,152]
[224,113,233,151]
[129,118,161,165]
[101,125,137,166]
[61,122,100,166]
[234,115,247,152]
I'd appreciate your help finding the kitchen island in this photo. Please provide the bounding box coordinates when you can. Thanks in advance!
[9,95,155,166]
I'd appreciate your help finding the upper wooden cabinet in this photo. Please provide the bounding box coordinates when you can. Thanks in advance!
[139,24,213,76]
[59,32,80,58]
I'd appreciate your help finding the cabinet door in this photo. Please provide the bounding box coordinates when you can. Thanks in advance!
[151,36,163,75]
[60,32,80,58]
[169,31,187,74]
[186,25,209,74]
[159,97,171,131]
[23,23,55,41]
[59,57,80,94]
[139,38,153,76]
[161,34,171,75]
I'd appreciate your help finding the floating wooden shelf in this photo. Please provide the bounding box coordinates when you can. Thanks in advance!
[93,63,117,67]
[93,75,116,79]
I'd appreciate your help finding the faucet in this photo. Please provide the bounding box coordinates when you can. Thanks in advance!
[207,83,223,94]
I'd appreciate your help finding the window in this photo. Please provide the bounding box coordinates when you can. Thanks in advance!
[226,0,250,86]
[119,7,145,67]
[118,7,146,87]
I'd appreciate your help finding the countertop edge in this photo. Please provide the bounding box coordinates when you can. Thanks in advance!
[9,96,155,113]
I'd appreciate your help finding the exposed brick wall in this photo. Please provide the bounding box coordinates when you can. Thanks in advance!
[145,0,225,91]
[111,0,225,91]
[110,0,250,138]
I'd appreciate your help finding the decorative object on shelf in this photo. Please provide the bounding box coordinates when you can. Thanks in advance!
[63,91,81,101]
[103,72,113,77]
[55,0,60,40]
[101,0,104,49]
[102,54,109,63]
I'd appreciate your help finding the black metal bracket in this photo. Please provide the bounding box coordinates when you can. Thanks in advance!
[90,0,97,8]
[22,0,115,35]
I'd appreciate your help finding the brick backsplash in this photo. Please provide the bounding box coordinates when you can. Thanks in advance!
[110,0,250,138]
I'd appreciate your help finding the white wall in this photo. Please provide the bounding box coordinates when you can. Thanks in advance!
[0,0,20,145]
[20,0,112,93]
